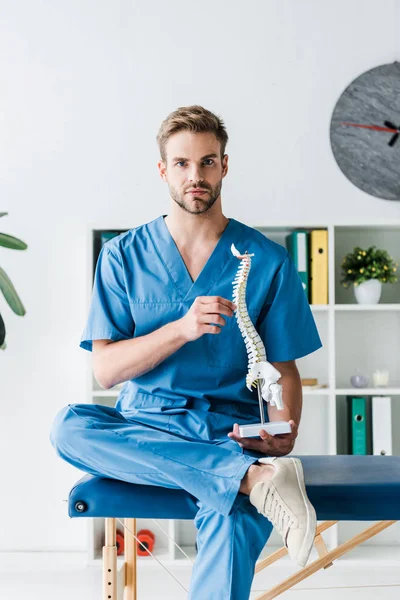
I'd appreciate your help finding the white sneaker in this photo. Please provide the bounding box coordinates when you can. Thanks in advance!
[249,456,317,568]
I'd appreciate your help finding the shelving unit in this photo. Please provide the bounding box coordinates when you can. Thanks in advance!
[84,221,400,567]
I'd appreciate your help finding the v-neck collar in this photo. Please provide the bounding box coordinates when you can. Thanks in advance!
[150,214,243,303]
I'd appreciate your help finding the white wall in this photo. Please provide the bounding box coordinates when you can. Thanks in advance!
[1,0,399,551]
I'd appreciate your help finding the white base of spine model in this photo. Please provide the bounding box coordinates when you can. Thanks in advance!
[231,243,291,438]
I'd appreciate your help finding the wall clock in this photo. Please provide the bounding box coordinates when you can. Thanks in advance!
[330,61,400,201]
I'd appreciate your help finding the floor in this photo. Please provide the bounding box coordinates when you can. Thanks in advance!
[1,552,399,599]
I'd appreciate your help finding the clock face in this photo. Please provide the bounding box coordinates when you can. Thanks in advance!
[330,62,400,201]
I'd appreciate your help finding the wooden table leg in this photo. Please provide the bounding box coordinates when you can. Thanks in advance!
[125,518,137,600]
[103,518,117,600]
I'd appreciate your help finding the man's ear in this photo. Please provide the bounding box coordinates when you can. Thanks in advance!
[158,159,167,182]
[222,154,229,178]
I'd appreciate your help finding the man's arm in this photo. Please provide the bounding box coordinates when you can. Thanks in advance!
[93,319,188,390]
[267,360,302,427]
[92,295,235,390]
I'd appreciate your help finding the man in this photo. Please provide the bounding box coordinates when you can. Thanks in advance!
[50,105,322,599]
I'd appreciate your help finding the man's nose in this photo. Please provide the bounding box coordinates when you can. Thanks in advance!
[187,165,203,183]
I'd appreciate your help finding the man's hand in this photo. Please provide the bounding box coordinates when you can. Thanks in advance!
[180,296,237,342]
[227,420,298,457]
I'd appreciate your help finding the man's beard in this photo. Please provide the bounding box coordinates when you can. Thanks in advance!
[168,180,222,214]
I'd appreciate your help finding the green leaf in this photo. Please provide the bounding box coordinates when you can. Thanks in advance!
[0,212,8,218]
[0,267,26,316]
[0,233,28,250]
[0,312,5,346]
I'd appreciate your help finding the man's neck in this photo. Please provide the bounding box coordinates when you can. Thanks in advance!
[164,210,229,250]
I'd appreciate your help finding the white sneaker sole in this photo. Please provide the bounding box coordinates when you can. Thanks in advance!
[291,457,317,567]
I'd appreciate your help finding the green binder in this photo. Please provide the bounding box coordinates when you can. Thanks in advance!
[285,230,310,301]
[100,231,120,248]
[347,396,368,455]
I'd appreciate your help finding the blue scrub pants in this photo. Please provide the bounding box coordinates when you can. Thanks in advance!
[50,403,273,599]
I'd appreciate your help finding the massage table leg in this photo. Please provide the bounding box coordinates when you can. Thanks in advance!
[255,520,397,600]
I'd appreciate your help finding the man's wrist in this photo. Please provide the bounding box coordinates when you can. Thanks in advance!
[170,318,188,344]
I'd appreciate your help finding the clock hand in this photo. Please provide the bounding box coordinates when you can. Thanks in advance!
[340,122,398,133]
[384,121,399,147]
[340,122,400,147]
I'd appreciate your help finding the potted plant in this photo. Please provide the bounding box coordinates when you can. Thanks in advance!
[0,212,27,349]
[340,245,398,304]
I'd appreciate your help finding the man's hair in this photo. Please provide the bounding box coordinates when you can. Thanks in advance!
[156,105,229,163]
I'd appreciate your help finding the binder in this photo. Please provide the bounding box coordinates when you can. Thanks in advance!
[100,231,120,248]
[372,396,392,456]
[285,230,310,301]
[310,229,328,304]
[347,396,368,455]
[92,231,123,282]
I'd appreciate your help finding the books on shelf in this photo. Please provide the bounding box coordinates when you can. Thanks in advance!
[346,395,392,456]
[310,230,328,305]
[372,396,393,456]
[285,229,328,304]
[347,396,368,455]
[285,230,309,299]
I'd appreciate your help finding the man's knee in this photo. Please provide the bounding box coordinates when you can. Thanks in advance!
[49,404,82,456]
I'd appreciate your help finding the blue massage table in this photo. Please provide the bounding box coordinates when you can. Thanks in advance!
[68,454,400,599]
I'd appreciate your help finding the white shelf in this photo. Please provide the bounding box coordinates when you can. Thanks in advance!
[86,221,400,568]
[335,304,400,310]
[336,388,400,395]
[306,304,400,312]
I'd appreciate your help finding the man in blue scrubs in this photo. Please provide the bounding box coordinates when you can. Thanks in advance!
[50,105,323,599]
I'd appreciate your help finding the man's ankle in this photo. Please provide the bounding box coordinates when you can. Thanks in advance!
[239,463,275,496]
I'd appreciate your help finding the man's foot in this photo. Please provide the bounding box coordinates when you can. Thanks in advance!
[248,456,316,568]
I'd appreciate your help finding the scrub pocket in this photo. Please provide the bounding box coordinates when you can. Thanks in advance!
[207,308,261,370]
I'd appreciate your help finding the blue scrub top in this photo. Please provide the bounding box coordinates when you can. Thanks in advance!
[80,215,322,419]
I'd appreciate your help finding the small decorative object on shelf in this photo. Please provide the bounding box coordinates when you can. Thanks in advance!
[301,378,328,390]
[350,373,369,388]
[340,245,398,304]
[372,369,390,387]
[301,378,318,386]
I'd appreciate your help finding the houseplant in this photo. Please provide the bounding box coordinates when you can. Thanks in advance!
[0,212,27,349]
[340,245,398,304]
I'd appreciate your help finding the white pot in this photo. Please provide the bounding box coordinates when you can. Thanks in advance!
[353,279,382,304]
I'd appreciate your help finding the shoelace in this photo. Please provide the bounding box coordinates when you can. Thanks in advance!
[262,486,295,545]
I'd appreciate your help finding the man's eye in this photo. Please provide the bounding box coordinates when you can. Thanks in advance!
[175,159,214,167]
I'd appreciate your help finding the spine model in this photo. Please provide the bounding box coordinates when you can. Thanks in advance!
[231,243,284,410]
[231,244,265,388]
